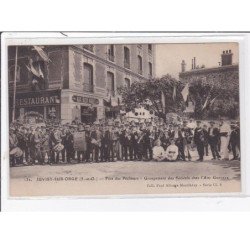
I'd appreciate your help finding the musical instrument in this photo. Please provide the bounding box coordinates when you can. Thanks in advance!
[91,138,100,147]
[137,131,145,144]
[35,136,48,148]
[10,147,23,158]
[53,143,64,153]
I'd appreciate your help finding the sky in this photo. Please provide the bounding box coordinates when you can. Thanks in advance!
[155,43,239,79]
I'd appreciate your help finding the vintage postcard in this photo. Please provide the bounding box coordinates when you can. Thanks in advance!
[2,35,243,197]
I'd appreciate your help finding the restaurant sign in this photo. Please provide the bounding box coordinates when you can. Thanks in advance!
[72,95,99,105]
[15,91,61,107]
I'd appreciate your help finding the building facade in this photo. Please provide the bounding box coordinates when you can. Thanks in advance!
[179,50,239,113]
[8,44,155,124]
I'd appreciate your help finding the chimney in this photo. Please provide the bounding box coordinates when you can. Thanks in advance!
[191,59,193,69]
[181,60,186,72]
[193,57,196,69]
[221,50,233,66]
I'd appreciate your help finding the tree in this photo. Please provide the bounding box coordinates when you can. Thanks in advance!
[118,74,185,121]
[189,78,239,119]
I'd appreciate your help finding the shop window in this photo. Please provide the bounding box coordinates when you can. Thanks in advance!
[125,78,130,88]
[107,71,115,97]
[138,55,143,75]
[83,63,94,92]
[108,45,115,62]
[124,46,130,69]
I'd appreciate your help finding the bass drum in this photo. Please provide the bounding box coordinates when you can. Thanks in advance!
[10,147,23,158]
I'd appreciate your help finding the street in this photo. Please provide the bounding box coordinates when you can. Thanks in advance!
[10,155,241,197]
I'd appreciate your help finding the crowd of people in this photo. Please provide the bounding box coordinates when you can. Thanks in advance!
[9,117,240,167]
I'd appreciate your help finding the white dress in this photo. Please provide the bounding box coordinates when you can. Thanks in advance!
[165,145,179,161]
[153,146,165,161]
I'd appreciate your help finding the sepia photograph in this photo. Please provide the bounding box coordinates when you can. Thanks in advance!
[6,41,241,197]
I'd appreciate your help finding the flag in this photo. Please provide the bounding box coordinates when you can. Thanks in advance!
[209,96,217,106]
[161,91,166,113]
[25,63,40,78]
[173,84,176,101]
[202,95,209,110]
[33,46,51,63]
[181,83,189,102]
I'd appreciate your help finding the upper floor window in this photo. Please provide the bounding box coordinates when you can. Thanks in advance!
[138,55,143,75]
[83,45,94,52]
[108,45,115,62]
[9,64,21,83]
[107,71,115,97]
[148,44,152,53]
[125,78,130,88]
[148,62,153,77]
[124,46,130,69]
[83,63,94,92]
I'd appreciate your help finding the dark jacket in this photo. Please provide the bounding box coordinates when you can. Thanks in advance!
[64,132,74,150]
[208,127,220,144]
[194,127,205,145]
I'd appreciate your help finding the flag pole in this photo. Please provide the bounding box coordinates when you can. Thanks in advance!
[12,46,18,122]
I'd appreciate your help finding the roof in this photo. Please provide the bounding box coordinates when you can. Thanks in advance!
[179,64,239,78]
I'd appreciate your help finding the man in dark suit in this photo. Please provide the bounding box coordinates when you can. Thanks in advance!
[85,125,92,162]
[143,124,153,161]
[181,120,193,161]
[229,123,240,160]
[65,126,75,163]
[208,121,221,160]
[170,124,185,161]
[120,124,129,161]
[194,120,205,161]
